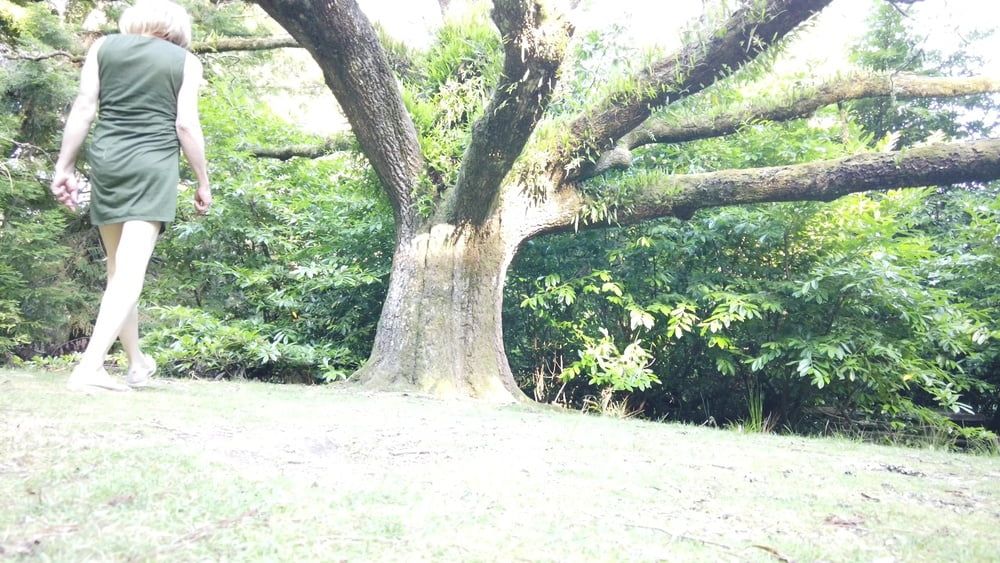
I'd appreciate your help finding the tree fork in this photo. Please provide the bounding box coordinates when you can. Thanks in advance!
[563,0,833,180]
[449,0,572,225]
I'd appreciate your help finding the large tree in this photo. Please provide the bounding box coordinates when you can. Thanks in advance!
[249,0,1000,402]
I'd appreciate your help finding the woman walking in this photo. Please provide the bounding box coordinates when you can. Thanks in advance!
[50,0,211,391]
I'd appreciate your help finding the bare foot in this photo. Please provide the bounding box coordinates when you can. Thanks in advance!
[126,354,157,388]
[67,367,131,393]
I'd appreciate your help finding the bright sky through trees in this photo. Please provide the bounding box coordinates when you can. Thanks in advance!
[266,0,998,134]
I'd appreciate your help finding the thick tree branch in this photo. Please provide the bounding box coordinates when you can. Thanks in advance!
[256,0,422,234]
[586,73,1000,178]
[625,73,1000,150]
[562,0,832,181]
[9,36,302,63]
[592,139,1000,227]
[194,35,300,53]
[450,0,572,224]
[241,135,354,160]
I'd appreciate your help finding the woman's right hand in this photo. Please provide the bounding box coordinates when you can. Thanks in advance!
[194,184,212,215]
[50,168,79,211]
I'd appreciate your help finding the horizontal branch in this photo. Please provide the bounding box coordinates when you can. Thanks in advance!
[531,138,1000,238]
[617,138,1000,224]
[241,135,354,160]
[450,0,572,225]
[585,73,1000,179]
[624,73,1000,150]
[7,50,79,62]
[9,35,302,63]
[562,0,832,180]
[193,35,300,53]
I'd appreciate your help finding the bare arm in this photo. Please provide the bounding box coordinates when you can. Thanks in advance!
[51,37,103,210]
[176,53,211,214]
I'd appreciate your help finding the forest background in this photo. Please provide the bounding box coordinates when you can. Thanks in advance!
[1,0,998,448]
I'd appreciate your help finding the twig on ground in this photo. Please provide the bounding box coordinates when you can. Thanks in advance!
[389,450,432,456]
[146,420,196,438]
[165,509,260,551]
[624,523,734,551]
[750,543,795,562]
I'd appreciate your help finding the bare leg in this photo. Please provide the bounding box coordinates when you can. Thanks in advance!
[99,223,153,373]
[69,220,160,389]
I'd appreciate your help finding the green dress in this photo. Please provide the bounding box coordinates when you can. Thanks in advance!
[87,34,188,228]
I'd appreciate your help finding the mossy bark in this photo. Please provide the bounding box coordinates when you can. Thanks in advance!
[355,224,524,402]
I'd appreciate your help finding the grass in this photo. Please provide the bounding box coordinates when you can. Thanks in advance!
[2,368,999,561]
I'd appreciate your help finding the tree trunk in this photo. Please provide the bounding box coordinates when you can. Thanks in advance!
[355,223,525,402]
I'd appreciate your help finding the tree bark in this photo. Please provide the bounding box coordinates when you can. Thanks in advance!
[549,138,1000,229]
[354,223,525,401]
[449,0,572,225]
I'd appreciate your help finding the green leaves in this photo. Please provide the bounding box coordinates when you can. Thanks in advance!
[562,329,659,393]
[508,135,997,435]
[142,306,353,382]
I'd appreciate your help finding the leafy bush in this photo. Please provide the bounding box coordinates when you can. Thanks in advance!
[142,306,352,382]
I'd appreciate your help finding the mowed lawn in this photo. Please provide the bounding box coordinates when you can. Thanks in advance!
[1,368,998,561]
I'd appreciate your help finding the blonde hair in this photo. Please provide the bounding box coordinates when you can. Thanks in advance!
[119,0,193,48]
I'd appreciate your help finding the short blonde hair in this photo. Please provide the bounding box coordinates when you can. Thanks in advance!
[119,0,193,48]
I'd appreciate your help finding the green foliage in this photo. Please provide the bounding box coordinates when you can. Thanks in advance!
[850,3,997,147]
[504,6,999,446]
[0,6,78,147]
[142,306,352,381]
[0,5,105,360]
[401,13,502,205]
[509,187,995,440]
[508,87,997,443]
[0,177,96,359]
[548,24,635,117]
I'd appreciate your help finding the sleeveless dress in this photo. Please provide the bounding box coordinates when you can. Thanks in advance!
[87,34,187,228]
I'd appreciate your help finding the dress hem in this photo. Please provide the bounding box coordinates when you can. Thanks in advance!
[91,216,172,234]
